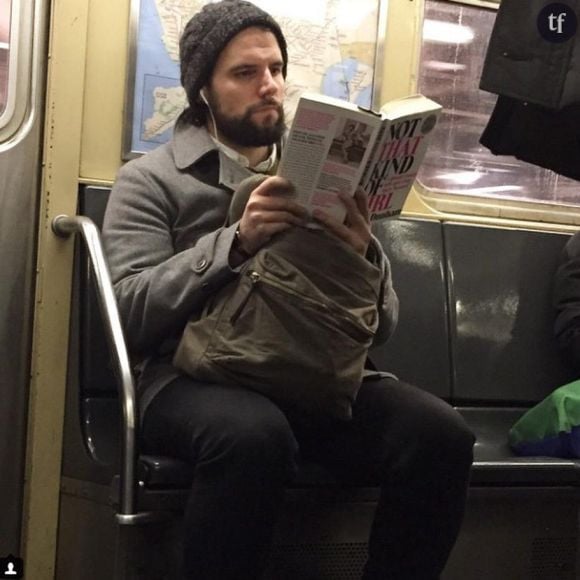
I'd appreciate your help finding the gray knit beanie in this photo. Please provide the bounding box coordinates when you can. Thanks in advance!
[180,0,288,124]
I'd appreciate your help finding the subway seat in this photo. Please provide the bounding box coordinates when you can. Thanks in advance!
[57,186,580,580]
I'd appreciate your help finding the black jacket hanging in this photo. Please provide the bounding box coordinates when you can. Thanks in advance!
[480,96,580,181]
[480,0,580,110]
[479,0,580,180]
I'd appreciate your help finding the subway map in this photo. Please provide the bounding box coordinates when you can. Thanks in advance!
[129,0,380,155]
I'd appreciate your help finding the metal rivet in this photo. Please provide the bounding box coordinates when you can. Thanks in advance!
[195,258,208,272]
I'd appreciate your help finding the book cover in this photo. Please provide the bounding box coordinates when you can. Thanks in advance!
[362,95,441,220]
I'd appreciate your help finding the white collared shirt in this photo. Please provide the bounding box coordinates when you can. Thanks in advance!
[209,136,278,173]
[210,136,278,191]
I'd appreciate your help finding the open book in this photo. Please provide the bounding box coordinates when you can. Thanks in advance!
[278,92,442,221]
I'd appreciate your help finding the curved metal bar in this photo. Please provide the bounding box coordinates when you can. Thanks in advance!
[52,214,137,519]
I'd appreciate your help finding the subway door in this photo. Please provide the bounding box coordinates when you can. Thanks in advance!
[0,0,49,561]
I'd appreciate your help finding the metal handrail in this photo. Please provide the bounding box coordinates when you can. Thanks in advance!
[52,214,144,524]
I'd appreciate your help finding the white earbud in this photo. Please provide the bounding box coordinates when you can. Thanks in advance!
[200,88,219,140]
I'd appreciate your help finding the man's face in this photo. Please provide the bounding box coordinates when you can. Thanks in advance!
[205,26,286,148]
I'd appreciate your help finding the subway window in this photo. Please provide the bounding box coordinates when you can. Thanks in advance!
[416,0,580,210]
[0,0,37,143]
[0,0,11,117]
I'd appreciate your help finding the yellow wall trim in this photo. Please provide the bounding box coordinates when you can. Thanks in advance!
[23,0,90,577]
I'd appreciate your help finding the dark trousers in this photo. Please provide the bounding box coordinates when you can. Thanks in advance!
[142,376,475,580]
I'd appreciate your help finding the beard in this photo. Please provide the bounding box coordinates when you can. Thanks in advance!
[207,92,286,147]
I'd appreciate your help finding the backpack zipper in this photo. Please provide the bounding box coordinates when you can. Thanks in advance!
[250,270,374,342]
[229,270,261,323]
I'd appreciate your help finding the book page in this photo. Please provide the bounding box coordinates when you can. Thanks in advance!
[278,93,382,222]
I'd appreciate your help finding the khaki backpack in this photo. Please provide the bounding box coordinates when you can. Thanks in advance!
[173,175,382,420]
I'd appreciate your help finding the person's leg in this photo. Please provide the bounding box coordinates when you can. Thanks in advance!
[288,377,475,580]
[142,377,299,580]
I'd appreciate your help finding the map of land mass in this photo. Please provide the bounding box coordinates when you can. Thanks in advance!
[136,0,379,150]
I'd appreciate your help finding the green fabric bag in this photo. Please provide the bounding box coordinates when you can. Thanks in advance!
[509,379,580,458]
[173,175,382,420]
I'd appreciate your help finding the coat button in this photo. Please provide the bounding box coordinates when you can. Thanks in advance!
[194,258,208,273]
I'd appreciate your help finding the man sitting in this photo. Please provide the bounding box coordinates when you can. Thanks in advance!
[102,2,474,578]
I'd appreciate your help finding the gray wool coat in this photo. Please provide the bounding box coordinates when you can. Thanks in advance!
[102,119,399,416]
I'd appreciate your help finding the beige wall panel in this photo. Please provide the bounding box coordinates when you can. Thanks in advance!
[24,0,90,577]
[80,0,130,182]
[381,0,423,102]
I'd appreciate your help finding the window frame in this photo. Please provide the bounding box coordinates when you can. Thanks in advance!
[0,0,35,145]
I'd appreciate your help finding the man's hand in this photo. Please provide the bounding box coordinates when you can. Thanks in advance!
[312,188,371,256]
[237,176,308,255]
